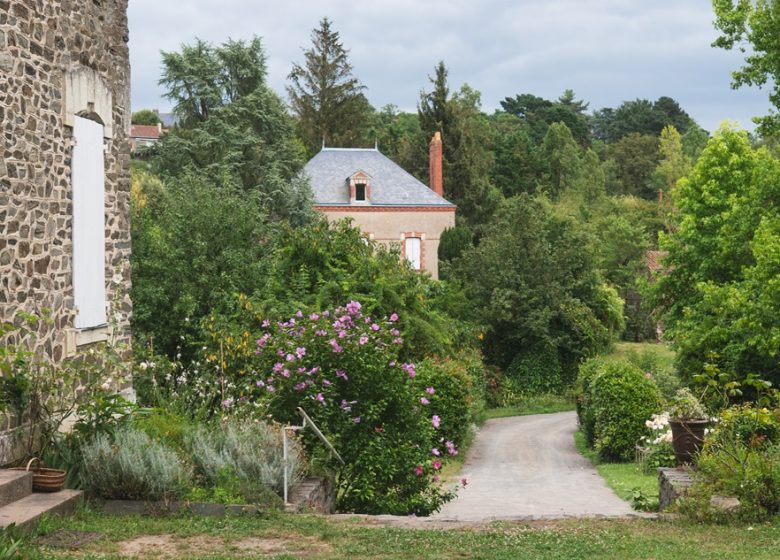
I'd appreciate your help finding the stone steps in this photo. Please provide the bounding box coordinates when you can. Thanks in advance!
[0,469,81,531]
[0,470,32,508]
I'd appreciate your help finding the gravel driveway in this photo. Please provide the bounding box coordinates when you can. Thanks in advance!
[433,411,637,521]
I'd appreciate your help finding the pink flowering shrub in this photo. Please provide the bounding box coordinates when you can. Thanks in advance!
[244,301,458,515]
[413,353,487,448]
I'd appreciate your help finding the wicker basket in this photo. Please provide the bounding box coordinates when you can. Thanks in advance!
[13,458,66,492]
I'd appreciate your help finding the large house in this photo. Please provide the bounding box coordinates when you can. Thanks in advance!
[305,133,455,279]
[0,1,132,462]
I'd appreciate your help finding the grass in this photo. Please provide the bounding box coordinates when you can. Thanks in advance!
[574,429,658,509]
[13,506,780,559]
[611,341,676,371]
[483,393,575,420]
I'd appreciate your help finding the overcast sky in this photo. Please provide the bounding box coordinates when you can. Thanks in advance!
[128,0,770,133]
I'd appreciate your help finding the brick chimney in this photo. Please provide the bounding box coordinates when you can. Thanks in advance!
[429,132,444,197]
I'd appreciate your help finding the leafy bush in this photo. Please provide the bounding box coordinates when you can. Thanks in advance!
[234,302,458,515]
[668,388,707,421]
[185,420,303,498]
[505,343,562,395]
[133,409,191,453]
[80,429,190,501]
[708,405,780,450]
[575,357,605,446]
[413,351,486,448]
[679,405,780,520]
[580,357,662,461]
[624,347,681,401]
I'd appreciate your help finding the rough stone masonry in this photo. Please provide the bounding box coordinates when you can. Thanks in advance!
[0,0,132,363]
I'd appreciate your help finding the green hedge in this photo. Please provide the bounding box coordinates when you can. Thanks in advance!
[577,356,662,461]
[505,344,562,395]
[413,350,487,448]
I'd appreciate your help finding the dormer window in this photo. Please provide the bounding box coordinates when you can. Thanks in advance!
[348,170,372,205]
[355,183,367,201]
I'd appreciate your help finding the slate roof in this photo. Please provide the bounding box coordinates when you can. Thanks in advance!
[304,148,454,207]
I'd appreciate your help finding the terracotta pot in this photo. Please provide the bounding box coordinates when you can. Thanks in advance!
[669,419,709,466]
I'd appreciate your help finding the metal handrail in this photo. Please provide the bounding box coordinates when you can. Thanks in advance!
[282,406,344,505]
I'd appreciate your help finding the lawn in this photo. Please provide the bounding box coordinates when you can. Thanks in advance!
[574,429,658,509]
[611,341,676,371]
[483,393,575,420]
[11,507,780,559]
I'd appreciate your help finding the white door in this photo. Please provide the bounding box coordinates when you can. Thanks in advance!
[405,237,421,270]
[72,116,107,329]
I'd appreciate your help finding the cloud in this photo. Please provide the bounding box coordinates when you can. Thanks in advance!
[128,0,769,132]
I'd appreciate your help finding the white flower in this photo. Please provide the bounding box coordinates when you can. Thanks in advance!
[112,273,123,285]
[139,362,149,371]
[101,381,111,391]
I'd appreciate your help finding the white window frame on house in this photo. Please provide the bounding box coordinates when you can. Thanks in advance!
[404,237,422,270]
[71,115,107,330]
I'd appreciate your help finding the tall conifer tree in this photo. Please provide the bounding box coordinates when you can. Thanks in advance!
[288,18,372,155]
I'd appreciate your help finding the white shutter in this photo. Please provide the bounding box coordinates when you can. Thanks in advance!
[72,116,107,329]
[405,237,421,270]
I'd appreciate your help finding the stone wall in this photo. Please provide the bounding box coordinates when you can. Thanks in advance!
[0,0,132,363]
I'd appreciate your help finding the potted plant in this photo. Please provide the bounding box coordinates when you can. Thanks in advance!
[668,388,709,466]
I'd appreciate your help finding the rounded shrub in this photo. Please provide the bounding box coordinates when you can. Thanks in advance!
[505,344,562,395]
[575,356,605,446]
[588,359,662,461]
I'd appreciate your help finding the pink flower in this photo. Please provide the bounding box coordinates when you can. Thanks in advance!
[256,334,270,347]
[374,426,383,433]
[390,329,400,336]
[414,464,424,476]
[346,300,362,314]
[445,440,458,455]
[426,387,435,395]
[359,335,369,345]
[402,363,416,378]
[420,397,429,405]
[322,379,332,387]
[256,380,265,387]
[432,460,441,470]
[353,416,361,424]
[261,319,271,328]
[295,347,306,359]
[296,310,303,318]
[285,353,295,362]
[393,337,403,345]
[329,339,343,353]
[336,370,348,380]
[294,382,306,391]
[431,448,440,456]
[267,385,275,392]
[315,393,325,404]
[432,415,441,429]
[461,478,468,487]
[433,475,441,483]
[281,369,290,378]
[371,323,380,331]
[310,313,320,321]
[389,313,399,322]
[273,363,283,373]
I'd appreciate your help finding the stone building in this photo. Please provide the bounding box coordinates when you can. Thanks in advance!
[305,133,455,279]
[0,0,133,461]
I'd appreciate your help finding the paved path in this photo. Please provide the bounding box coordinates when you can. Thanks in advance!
[433,411,637,521]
